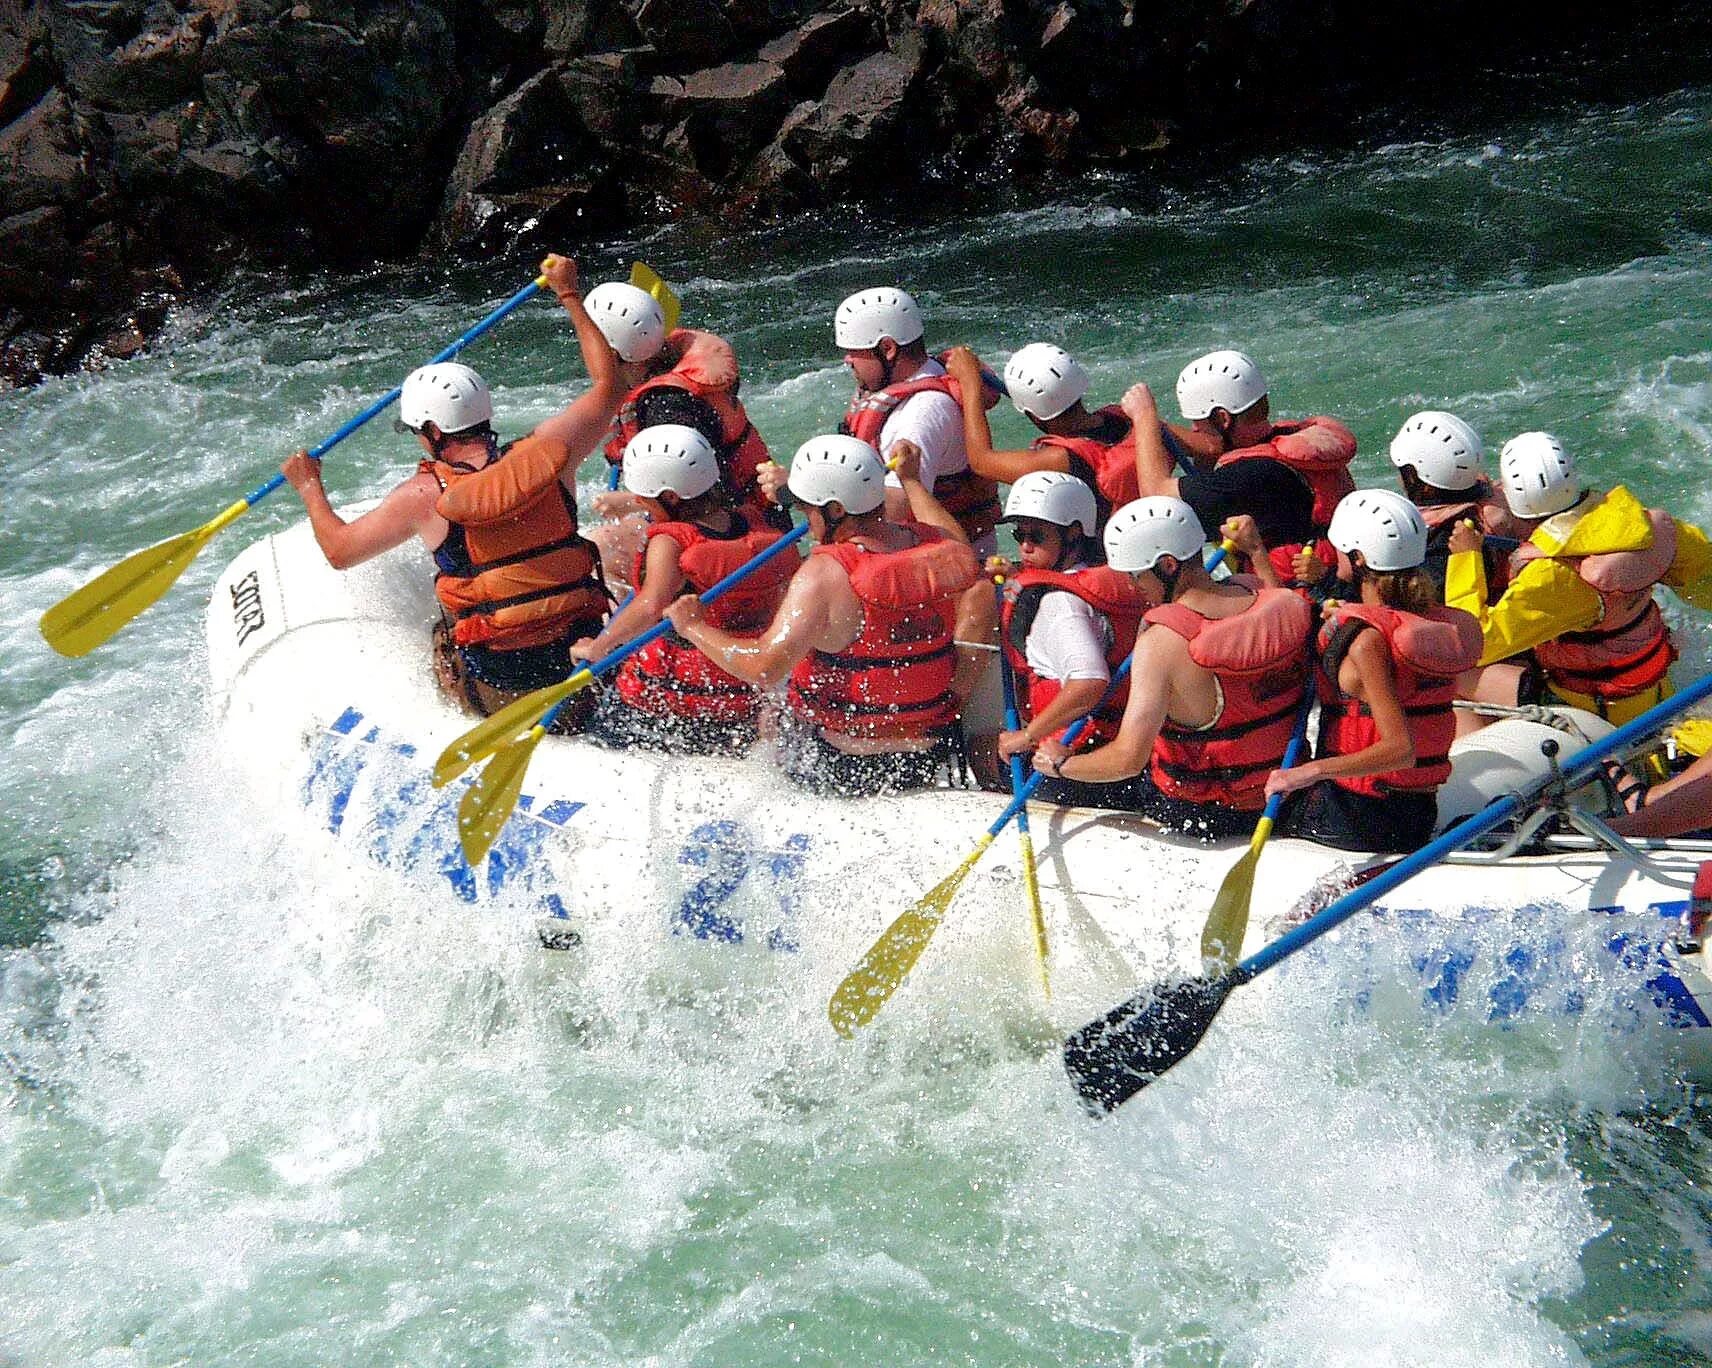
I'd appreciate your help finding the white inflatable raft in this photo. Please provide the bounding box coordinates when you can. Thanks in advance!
[205,514,1712,1073]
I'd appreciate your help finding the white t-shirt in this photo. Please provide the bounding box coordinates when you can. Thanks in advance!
[1023,567,1112,684]
[876,358,970,492]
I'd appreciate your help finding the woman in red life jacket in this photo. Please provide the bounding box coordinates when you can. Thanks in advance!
[994,471,1149,808]
[280,253,620,724]
[1034,495,1313,842]
[664,435,980,798]
[943,343,1200,533]
[579,281,780,589]
[574,424,798,756]
[1266,489,1484,853]
[1387,410,1528,597]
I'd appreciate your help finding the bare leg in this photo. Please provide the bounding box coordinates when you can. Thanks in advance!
[1454,662,1525,739]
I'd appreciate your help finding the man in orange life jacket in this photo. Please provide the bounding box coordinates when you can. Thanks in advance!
[665,435,980,798]
[1446,431,1712,732]
[281,254,621,719]
[572,424,796,756]
[1263,490,1484,853]
[1033,495,1313,840]
[995,471,1149,809]
[580,280,780,588]
[943,343,1196,532]
[830,286,1001,703]
[1125,374,1320,559]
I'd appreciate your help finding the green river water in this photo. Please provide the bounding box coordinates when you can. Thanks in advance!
[3,84,1712,1365]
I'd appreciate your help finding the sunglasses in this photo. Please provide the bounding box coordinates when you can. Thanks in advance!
[1012,523,1058,544]
[392,418,423,435]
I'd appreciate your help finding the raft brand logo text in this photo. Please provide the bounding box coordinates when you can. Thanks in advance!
[231,570,265,645]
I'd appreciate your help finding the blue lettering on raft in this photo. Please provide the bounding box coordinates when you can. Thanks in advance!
[673,823,809,951]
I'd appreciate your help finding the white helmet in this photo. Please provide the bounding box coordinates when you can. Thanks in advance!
[1327,488,1428,572]
[1389,411,1484,492]
[1500,431,1578,519]
[399,362,492,434]
[786,434,888,515]
[1176,349,1268,420]
[1103,496,1206,573]
[834,287,925,350]
[622,424,720,501]
[1004,343,1089,421]
[585,281,668,363]
[1000,470,1097,537]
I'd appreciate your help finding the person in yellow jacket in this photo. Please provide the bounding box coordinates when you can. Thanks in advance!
[1446,432,1712,738]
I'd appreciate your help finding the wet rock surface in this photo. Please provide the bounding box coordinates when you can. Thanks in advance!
[1,0,1708,383]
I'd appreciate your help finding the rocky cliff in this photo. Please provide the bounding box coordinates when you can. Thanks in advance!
[1,0,1706,384]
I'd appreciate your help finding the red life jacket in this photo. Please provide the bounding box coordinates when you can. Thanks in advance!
[1217,416,1357,531]
[1315,602,1483,798]
[1511,505,1679,701]
[1039,406,1137,519]
[1143,586,1313,811]
[425,434,607,651]
[603,329,771,509]
[841,373,1003,543]
[999,565,1145,744]
[614,508,797,722]
[788,523,980,741]
[1415,478,1533,542]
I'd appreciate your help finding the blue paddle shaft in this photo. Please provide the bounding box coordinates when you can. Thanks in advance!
[239,278,548,508]
[996,587,1034,838]
[1258,685,1318,824]
[1238,672,1712,982]
[539,521,810,729]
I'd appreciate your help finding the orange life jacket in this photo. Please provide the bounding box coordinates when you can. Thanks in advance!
[426,434,607,651]
[788,523,980,741]
[1511,505,1679,700]
[1315,601,1484,798]
[1415,478,1533,542]
[1143,586,1313,810]
[603,329,771,508]
[614,508,797,722]
[999,565,1145,744]
[1039,406,1137,523]
[1217,416,1357,532]
[841,373,1003,543]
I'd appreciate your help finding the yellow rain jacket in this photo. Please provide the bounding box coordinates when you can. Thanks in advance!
[1446,486,1712,730]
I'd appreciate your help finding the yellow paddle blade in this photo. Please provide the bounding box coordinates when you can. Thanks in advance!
[1198,814,1274,970]
[1017,827,1050,1000]
[457,726,546,865]
[40,500,250,658]
[432,669,592,787]
[829,835,993,1037]
[630,261,682,335]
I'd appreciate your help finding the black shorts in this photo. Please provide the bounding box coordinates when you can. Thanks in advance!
[458,632,586,691]
[1128,773,1264,843]
[1280,780,1437,854]
[584,688,758,758]
[777,717,942,799]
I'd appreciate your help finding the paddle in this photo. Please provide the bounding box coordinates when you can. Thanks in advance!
[995,579,1050,999]
[1062,669,1712,1114]
[828,656,1133,1037]
[442,522,811,864]
[1197,684,1316,970]
[829,537,1236,1037]
[630,261,682,335]
[40,271,553,658]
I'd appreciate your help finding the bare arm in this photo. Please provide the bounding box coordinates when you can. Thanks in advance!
[1124,383,1182,500]
[530,254,624,474]
[282,452,439,570]
[890,440,967,543]
[665,555,834,689]
[1019,676,1107,747]
[1037,630,1176,783]
[1266,629,1408,796]
[943,345,1072,484]
[1611,751,1712,839]
[574,533,683,659]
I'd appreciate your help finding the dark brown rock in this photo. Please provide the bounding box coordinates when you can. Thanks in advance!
[757,8,874,92]
[783,42,926,191]
[630,0,737,65]
[651,60,792,177]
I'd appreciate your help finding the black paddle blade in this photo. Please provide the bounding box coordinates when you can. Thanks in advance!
[1062,974,1236,1115]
